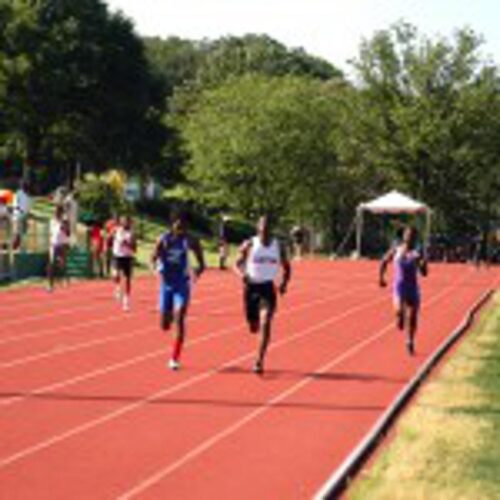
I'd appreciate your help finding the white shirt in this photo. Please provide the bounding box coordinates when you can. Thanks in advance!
[50,219,69,246]
[246,236,281,283]
[113,228,135,257]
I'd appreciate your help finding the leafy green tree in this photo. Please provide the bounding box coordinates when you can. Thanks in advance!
[181,74,339,226]
[0,0,167,188]
[337,22,500,236]
[195,34,342,88]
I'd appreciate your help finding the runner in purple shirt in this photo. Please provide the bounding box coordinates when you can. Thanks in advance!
[379,226,428,355]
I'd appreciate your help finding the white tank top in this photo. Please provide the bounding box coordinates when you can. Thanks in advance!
[113,228,134,257]
[246,236,281,283]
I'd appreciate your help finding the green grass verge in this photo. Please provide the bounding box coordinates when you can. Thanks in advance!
[349,292,500,500]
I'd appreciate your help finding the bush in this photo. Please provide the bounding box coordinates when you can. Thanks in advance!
[78,173,131,224]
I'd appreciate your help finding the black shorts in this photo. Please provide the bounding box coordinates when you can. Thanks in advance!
[114,256,133,278]
[244,281,277,324]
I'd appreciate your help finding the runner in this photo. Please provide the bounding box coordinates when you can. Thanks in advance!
[379,225,428,355]
[47,205,71,292]
[112,215,136,311]
[290,225,305,260]
[151,212,205,371]
[12,180,31,250]
[234,215,291,374]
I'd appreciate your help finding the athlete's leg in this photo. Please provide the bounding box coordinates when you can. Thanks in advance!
[160,281,174,330]
[254,308,275,374]
[407,302,419,355]
[254,284,277,374]
[60,245,69,286]
[245,283,260,333]
[171,304,188,362]
[113,258,122,300]
[122,259,132,311]
[393,294,405,331]
[47,246,57,291]
[169,284,191,369]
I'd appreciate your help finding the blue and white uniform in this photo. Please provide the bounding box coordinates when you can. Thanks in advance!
[158,232,191,313]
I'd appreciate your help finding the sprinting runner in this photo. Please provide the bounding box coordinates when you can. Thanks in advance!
[234,215,291,374]
[47,205,70,292]
[112,215,136,311]
[152,213,205,371]
[379,226,428,355]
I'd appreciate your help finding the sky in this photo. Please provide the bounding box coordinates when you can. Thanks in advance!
[104,0,500,72]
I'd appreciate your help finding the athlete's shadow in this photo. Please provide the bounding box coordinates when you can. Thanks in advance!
[218,366,407,384]
[0,390,385,413]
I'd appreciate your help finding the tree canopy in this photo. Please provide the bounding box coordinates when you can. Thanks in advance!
[1,7,499,244]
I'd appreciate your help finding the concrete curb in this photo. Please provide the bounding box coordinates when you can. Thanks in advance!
[314,288,495,500]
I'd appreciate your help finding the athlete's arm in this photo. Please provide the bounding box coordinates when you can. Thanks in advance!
[234,240,251,280]
[151,236,163,271]
[188,235,205,277]
[379,247,395,287]
[279,243,291,295]
[130,232,137,253]
[418,252,428,277]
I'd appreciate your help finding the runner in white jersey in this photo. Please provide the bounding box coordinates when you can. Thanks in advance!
[46,205,70,292]
[112,215,136,311]
[235,215,291,374]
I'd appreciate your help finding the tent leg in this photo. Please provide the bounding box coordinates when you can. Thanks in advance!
[355,209,363,258]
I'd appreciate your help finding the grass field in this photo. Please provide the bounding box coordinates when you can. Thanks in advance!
[349,292,500,500]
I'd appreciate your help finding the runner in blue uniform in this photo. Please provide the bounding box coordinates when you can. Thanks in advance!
[152,213,205,370]
[380,226,428,355]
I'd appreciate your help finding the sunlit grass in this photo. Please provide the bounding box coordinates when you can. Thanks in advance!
[350,293,500,500]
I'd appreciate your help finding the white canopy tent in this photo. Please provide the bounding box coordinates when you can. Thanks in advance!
[355,190,432,257]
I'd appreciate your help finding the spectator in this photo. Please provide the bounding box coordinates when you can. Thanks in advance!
[12,181,31,250]
[64,190,79,245]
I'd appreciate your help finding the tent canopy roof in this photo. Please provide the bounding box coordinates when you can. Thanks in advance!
[358,190,429,214]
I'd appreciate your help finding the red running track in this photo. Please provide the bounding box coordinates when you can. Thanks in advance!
[0,261,498,499]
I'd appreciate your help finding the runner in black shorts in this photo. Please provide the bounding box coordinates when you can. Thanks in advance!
[112,216,136,311]
[235,215,291,374]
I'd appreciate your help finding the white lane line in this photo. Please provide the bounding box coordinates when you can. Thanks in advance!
[0,281,236,329]
[0,285,240,346]
[0,280,368,368]
[0,294,389,469]
[0,284,370,407]
[117,273,469,499]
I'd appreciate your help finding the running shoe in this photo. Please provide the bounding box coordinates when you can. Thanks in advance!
[406,340,415,356]
[253,360,264,375]
[168,359,180,371]
[122,296,130,311]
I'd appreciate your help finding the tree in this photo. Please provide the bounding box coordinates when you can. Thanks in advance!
[0,0,167,189]
[144,34,344,188]
[337,22,500,236]
[181,74,339,226]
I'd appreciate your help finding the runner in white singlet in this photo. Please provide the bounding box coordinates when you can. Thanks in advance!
[234,215,291,374]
